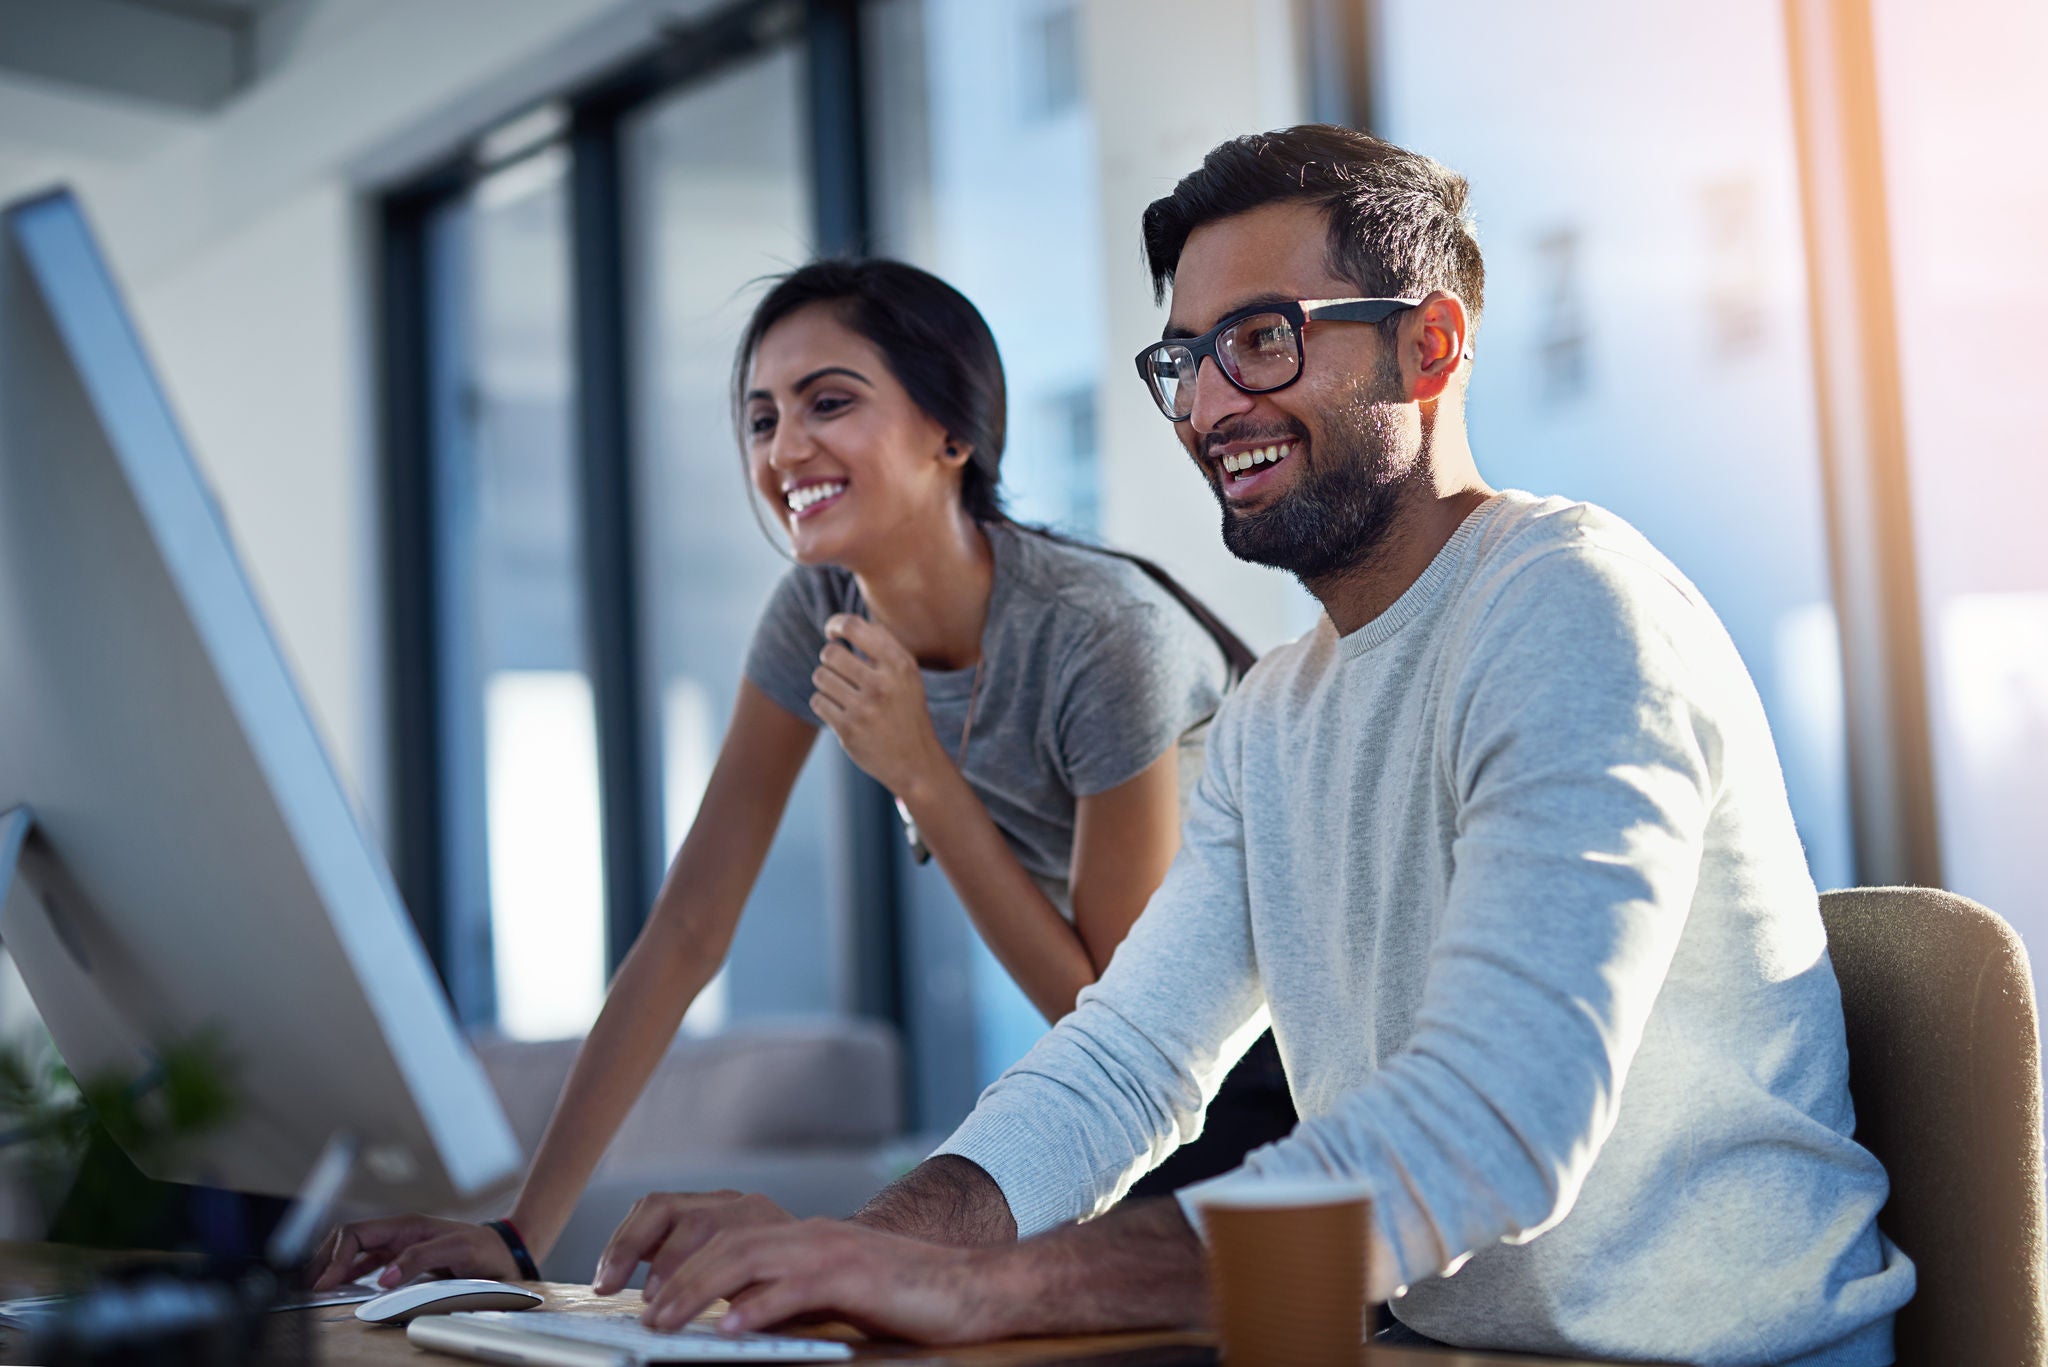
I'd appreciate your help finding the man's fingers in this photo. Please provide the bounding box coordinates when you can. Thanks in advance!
[646,1230,770,1331]
[596,1200,678,1295]
[645,1193,792,1289]
[809,691,847,727]
[719,1278,833,1336]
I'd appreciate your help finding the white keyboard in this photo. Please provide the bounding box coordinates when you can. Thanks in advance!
[409,1309,856,1363]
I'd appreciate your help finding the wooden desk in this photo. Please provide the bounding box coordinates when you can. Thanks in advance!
[0,1251,1629,1367]
[310,1283,1628,1367]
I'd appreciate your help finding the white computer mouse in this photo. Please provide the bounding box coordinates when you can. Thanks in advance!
[354,1278,544,1324]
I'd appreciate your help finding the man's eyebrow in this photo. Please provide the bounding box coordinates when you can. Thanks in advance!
[744,365,875,403]
[1160,293,1299,342]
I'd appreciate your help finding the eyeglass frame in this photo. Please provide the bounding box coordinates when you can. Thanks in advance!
[1132,296,1425,421]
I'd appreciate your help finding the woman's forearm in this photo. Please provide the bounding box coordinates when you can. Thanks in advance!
[505,681,817,1257]
[898,763,1097,1023]
[505,909,727,1257]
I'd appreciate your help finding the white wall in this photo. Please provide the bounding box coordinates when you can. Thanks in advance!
[1083,0,1323,651]
[0,0,718,839]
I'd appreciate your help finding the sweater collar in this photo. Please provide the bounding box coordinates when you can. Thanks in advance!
[1335,493,1509,658]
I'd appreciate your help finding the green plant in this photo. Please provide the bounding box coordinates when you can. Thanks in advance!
[0,1033,238,1249]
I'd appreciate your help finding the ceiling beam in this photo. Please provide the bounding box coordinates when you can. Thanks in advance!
[0,0,247,112]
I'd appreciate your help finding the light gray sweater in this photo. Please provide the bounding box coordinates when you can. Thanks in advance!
[937,492,1914,1366]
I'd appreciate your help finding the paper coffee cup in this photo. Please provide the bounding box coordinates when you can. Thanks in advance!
[1198,1182,1372,1367]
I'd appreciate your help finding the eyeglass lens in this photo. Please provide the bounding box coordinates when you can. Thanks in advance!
[1148,312,1302,418]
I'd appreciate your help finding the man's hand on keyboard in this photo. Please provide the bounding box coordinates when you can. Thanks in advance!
[593,1190,798,1302]
[639,1218,1003,1345]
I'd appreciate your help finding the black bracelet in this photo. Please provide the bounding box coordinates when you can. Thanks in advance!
[483,1218,541,1281]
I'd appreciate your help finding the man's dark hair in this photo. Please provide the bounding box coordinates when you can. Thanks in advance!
[1141,125,1484,334]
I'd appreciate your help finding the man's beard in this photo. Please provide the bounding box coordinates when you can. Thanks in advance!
[1212,354,1419,583]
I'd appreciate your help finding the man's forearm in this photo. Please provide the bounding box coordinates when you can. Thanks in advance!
[850,1155,1020,1246]
[986,1196,1209,1336]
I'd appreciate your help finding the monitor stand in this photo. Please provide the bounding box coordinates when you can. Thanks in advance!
[0,805,300,1259]
[0,806,154,1088]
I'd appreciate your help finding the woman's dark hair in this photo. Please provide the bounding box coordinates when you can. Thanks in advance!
[733,257,1008,523]
[732,257,1257,679]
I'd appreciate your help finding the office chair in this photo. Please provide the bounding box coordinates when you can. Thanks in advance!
[1820,887,2047,1367]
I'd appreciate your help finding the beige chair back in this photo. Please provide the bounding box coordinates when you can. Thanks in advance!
[1820,886,2046,1366]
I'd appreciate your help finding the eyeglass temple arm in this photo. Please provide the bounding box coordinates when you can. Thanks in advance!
[1301,298,1472,360]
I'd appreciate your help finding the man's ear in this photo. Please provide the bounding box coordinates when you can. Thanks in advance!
[1406,291,1470,403]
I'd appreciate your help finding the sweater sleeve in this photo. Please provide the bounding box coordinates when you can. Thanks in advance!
[934,696,1269,1235]
[1181,544,1722,1288]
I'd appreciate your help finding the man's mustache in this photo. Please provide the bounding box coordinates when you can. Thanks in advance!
[1199,421,1311,463]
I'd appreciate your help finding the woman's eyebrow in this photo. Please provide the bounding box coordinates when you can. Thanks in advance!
[745,366,875,405]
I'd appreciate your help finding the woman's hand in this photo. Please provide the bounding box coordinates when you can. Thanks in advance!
[309,1214,520,1289]
[810,614,952,799]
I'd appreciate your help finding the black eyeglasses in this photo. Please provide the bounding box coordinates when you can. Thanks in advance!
[1133,297,1421,421]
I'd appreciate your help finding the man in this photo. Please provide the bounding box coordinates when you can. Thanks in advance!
[594,126,1914,1365]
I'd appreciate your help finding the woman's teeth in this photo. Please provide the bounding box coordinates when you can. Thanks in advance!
[785,481,846,513]
[1222,442,1293,478]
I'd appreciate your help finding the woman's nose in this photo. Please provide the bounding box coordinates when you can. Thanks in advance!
[766,422,813,472]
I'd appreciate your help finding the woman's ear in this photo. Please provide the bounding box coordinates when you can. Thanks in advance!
[941,437,973,468]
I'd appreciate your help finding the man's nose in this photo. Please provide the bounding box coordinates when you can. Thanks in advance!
[1188,356,1253,436]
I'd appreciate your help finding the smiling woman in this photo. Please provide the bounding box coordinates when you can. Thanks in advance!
[313,256,1297,1292]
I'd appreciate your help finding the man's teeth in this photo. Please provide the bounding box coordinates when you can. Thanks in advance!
[1221,442,1294,477]
[785,481,846,513]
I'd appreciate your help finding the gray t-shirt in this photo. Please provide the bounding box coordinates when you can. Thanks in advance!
[744,521,1230,916]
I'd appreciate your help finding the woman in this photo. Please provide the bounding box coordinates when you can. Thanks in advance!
[312,259,1291,1290]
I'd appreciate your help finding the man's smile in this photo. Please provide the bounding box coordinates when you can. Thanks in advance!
[1205,434,1303,502]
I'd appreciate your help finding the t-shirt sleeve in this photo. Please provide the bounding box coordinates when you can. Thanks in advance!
[1054,601,1226,797]
[741,567,839,726]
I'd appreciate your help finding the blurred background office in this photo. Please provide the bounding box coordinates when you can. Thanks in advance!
[0,0,2041,1220]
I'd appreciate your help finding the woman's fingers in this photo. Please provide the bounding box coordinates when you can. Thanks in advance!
[824,614,912,669]
[311,1215,426,1289]
[377,1232,479,1288]
[309,1226,362,1290]
[811,660,861,706]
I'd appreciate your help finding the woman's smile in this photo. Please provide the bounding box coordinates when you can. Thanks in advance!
[784,478,849,521]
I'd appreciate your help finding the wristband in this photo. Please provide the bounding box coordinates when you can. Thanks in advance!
[483,1217,541,1281]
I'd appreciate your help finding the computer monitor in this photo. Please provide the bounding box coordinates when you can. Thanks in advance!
[0,187,521,1213]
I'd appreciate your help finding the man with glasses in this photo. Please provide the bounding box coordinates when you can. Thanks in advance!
[600,125,1913,1365]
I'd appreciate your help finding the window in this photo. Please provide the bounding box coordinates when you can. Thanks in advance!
[1375,0,1856,889]
[1019,1,1083,123]
[420,146,609,1039]
[622,47,837,1032]
[383,4,875,1048]
[865,0,1114,1121]
[1874,0,2048,969]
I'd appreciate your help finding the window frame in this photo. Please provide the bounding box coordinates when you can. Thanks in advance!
[375,0,904,1032]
